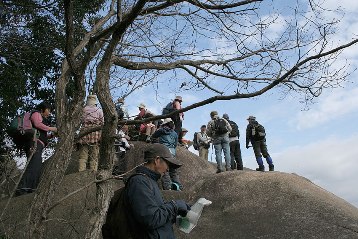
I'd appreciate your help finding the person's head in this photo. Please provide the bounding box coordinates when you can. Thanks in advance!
[181,128,188,136]
[144,144,182,175]
[174,96,182,104]
[162,118,174,129]
[117,97,124,104]
[210,111,218,119]
[138,103,146,111]
[86,94,98,107]
[223,113,229,120]
[247,115,256,123]
[121,125,128,133]
[36,101,52,118]
[200,125,206,133]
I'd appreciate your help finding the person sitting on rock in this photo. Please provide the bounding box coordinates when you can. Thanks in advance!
[179,128,192,149]
[134,103,156,143]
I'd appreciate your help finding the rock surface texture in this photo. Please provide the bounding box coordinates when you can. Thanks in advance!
[1,141,358,238]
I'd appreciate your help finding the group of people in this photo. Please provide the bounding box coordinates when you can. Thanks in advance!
[194,111,274,173]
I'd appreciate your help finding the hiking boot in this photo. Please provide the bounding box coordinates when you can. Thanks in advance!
[216,169,223,174]
[226,167,232,172]
[237,165,244,170]
[256,166,265,172]
[269,165,274,171]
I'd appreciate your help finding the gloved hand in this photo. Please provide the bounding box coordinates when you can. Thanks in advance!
[175,200,191,217]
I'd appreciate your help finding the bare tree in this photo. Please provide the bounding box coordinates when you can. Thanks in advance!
[17,0,357,238]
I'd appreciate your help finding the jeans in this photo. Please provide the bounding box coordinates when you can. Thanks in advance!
[213,135,231,170]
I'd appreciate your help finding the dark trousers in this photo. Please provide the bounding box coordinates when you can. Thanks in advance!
[18,140,44,190]
[229,140,243,170]
[172,113,182,142]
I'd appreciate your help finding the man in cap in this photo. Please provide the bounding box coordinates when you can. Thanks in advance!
[135,103,156,142]
[78,94,104,171]
[196,125,211,161]
[223,114,243,170]
[115,97,129,121]
[246,116,274,171]
[206,111,232,173]
[124,143,190,238]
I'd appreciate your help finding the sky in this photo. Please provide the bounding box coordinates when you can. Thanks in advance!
[118,0,358,208]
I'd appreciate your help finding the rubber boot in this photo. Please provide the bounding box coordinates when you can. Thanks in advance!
[256,165,265,172]
[255,156,264,171]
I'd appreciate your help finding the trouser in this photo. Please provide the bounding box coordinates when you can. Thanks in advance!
[78,144,99,171]
[172,114,182,142]
[199,147,209,161]
[113,151,126,175]
[18,140,44,191]
[213,135,231,171]
[252,139,274,166]
[229,140,243,170]
[161,167,181,190]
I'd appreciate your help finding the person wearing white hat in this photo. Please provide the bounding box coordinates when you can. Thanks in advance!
[135,103,156,142]
[246,116,274,172]
[152,118,182,190]
[78,94,104,172]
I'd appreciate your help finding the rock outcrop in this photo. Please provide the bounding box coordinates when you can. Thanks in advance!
[1,141,358,238]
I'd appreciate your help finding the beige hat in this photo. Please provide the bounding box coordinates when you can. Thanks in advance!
[247,115,256,121]
[117,97,124,103]
[182,128,188,132]
[162,118,173,124]
[138,103,146,109]
[175,96,182,101]
[86,95,97,106]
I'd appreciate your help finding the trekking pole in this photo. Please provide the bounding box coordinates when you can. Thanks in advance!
[210,144,214,162]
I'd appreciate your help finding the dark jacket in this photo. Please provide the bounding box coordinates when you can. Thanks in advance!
[125,166,178,239]
[246,120,265,146]
[152,126,178,156]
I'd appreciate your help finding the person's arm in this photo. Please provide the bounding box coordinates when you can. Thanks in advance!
[127,177,177,229]
[151,128,163,138]
[31,112,56,132]
[225,119,232,134]
[206,121,213,137]
[245,125,250,147]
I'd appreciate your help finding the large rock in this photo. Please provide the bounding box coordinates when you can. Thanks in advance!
[1,141,358,238]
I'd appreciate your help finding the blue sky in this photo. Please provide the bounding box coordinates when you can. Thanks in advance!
[116,0,358,207]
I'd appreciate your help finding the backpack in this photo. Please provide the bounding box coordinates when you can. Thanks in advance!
[213,118,228,135]
[162,102,174,115]
[102,173,151,239]
[252,124,266,141]
[228,120,239,138]
[7,112,38,148]
[193,132,199,150]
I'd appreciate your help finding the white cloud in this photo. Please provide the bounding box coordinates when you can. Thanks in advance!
[274,134,358,207]
[294,86,358,129]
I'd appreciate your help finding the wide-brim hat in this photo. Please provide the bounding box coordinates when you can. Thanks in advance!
[138,103,146,109]
[144,144,182,169]
[86,95,97,106]
[162,118,173,124]
[174,96,182,101]
[247,115,256,121]
[182,128,188,132]
[210,111,218,118]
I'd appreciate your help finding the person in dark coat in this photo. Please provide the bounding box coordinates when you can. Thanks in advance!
[125,143,190,239]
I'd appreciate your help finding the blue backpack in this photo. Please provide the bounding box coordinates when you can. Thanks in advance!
[162,102,174,115]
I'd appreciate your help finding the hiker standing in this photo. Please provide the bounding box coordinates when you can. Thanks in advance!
[135,103,156,143]
[178,128,192,149]
[197,125,211,161]
[245,116,274,171]
[223,114,243,170]
[78,95,104,172]
[206,111,232,173]
[16,102,57,195]
[115,97,129,121]
[152,118,182,190]
[124,144,190,238]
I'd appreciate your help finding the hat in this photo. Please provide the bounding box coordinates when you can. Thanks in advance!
[174,96,182,101]
[210,111,218,118]
[247,116,256,121]
[182,128,188,132]
[144,144,182,169]
[117,97,124,103]
[223,113,229,120]
[201,125,206,128]
[162,118,173,124]
[138,103,146,109]
[86,95,97,106]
